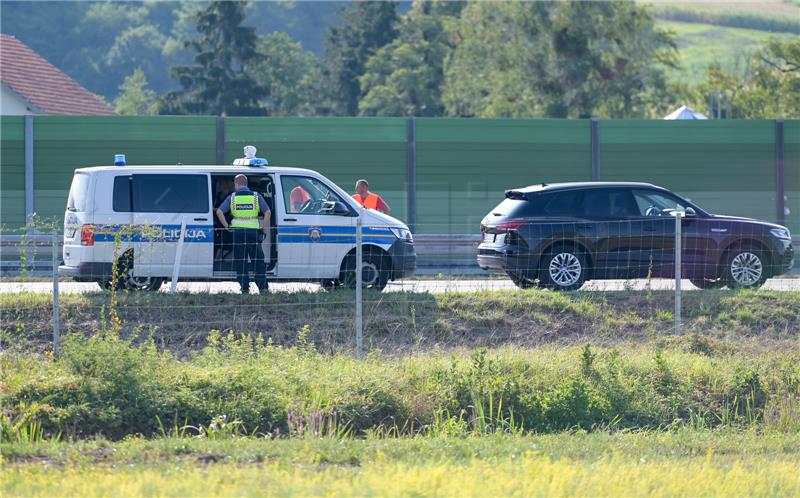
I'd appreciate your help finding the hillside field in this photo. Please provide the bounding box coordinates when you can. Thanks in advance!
[660,20,799,84]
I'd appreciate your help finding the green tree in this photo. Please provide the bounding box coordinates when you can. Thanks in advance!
[322,1,398,115]
[701,39,800,118]
[358,1,462,117]
[160,1,265,116]
[443,1,548,117]
[252,32,322,116]
[444,0,676,118]
[548,1,676,118]
[114,68,158,116]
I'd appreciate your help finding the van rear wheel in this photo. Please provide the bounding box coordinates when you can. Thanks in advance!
[97,276,163,292]
[126,276,164,292]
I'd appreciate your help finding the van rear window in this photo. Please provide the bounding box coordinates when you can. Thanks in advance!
[132,174,209,213]
[67,173,90,212]
[113,176,132,212]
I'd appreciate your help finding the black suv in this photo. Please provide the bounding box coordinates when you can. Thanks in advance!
[478,182,794,291]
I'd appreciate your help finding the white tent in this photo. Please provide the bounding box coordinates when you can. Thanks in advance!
[664,105,707,120]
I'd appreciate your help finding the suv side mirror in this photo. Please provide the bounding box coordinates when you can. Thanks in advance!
[684,207,696,216]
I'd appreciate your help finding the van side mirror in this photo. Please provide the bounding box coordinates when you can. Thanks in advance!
[333,201,351,216]
[321,201,351,216]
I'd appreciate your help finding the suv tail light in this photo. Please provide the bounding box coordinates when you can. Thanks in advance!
[81,224,95,246]
[496,220,526,231]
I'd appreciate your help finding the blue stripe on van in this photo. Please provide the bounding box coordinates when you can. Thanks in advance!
[93,225,213,243]
[276,225,395,245]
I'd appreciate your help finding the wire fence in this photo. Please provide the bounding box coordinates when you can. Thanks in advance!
[1,213,797,357]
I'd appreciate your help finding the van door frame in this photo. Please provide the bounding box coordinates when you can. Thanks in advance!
[210,172,277,276]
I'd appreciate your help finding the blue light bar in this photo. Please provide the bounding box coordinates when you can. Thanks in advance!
[114,154,126,166]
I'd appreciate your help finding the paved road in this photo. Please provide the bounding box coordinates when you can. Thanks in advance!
[1,278,798,294]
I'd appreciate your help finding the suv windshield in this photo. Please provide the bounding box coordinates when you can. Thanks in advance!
[632,189,690,217]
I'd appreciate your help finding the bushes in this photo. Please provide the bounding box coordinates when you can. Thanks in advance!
[2,335,799,440]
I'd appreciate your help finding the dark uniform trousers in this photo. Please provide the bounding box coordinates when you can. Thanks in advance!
[232,228,268,293]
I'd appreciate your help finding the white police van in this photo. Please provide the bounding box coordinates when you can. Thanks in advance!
[59,147,415,291]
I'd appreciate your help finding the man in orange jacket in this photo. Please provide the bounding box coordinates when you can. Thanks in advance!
[352,179,390,215]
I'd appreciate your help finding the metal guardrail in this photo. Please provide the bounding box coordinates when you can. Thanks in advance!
[0,234,486,276]
[1,233,797,277]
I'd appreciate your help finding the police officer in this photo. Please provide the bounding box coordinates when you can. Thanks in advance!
[215,174,270,294]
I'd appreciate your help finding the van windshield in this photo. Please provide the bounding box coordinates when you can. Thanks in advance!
[67,173,90,212]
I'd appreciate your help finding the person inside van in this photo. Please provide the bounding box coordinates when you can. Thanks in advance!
[215,174,270,294]
[289,185,311,213]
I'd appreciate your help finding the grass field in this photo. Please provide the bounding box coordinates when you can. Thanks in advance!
[3,288,799,495]
[3,432,800,497]
[3,289,799,355]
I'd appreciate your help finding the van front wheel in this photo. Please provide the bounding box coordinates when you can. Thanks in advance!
[341,253,389,291]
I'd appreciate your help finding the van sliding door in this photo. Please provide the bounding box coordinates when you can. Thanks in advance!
[131,174,213,278]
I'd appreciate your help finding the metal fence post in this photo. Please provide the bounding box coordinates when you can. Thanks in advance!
[406,116,417,233]
[25,115,34,226]
[591,117,600,181]
[216,116,226,166]
[356,216,363,358]
[52,230,61,357]
[775,119,785,227]
[674,208,685,335]
[170,220,187,293]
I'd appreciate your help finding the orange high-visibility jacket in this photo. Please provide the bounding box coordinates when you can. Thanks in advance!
[352,192,381,210]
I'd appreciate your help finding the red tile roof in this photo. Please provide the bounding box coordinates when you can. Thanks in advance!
[1,34,116,115]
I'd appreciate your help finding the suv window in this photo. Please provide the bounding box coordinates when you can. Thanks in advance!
[543,190,584,216]
[281,175,348,215]
[581,189,638,219]
[132,174,209,213]
[113,176,132,212]
[67,173,90,212]
[632,189,689,217]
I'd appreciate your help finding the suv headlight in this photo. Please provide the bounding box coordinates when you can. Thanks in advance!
[390,227,413,241]
[770,228,791,240]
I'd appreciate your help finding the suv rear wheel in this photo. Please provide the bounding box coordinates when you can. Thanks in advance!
[724,245,768,289]
[539,247,587,291]
[507,271,538,289]
[689,277,725,290]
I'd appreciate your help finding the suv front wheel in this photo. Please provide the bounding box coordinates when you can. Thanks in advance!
[539,247,588,291]
[724,245,768,289]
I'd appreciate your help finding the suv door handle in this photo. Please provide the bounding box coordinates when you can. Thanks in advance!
[283,218,297,222]
[194,217,208,221]
[642,226,658,232]
[577,224,593,230]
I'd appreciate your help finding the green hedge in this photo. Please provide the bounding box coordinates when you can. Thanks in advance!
[3,333,798,440]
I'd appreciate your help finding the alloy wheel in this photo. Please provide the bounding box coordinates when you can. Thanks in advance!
[730,252,763,286]
[548,252,583,287]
